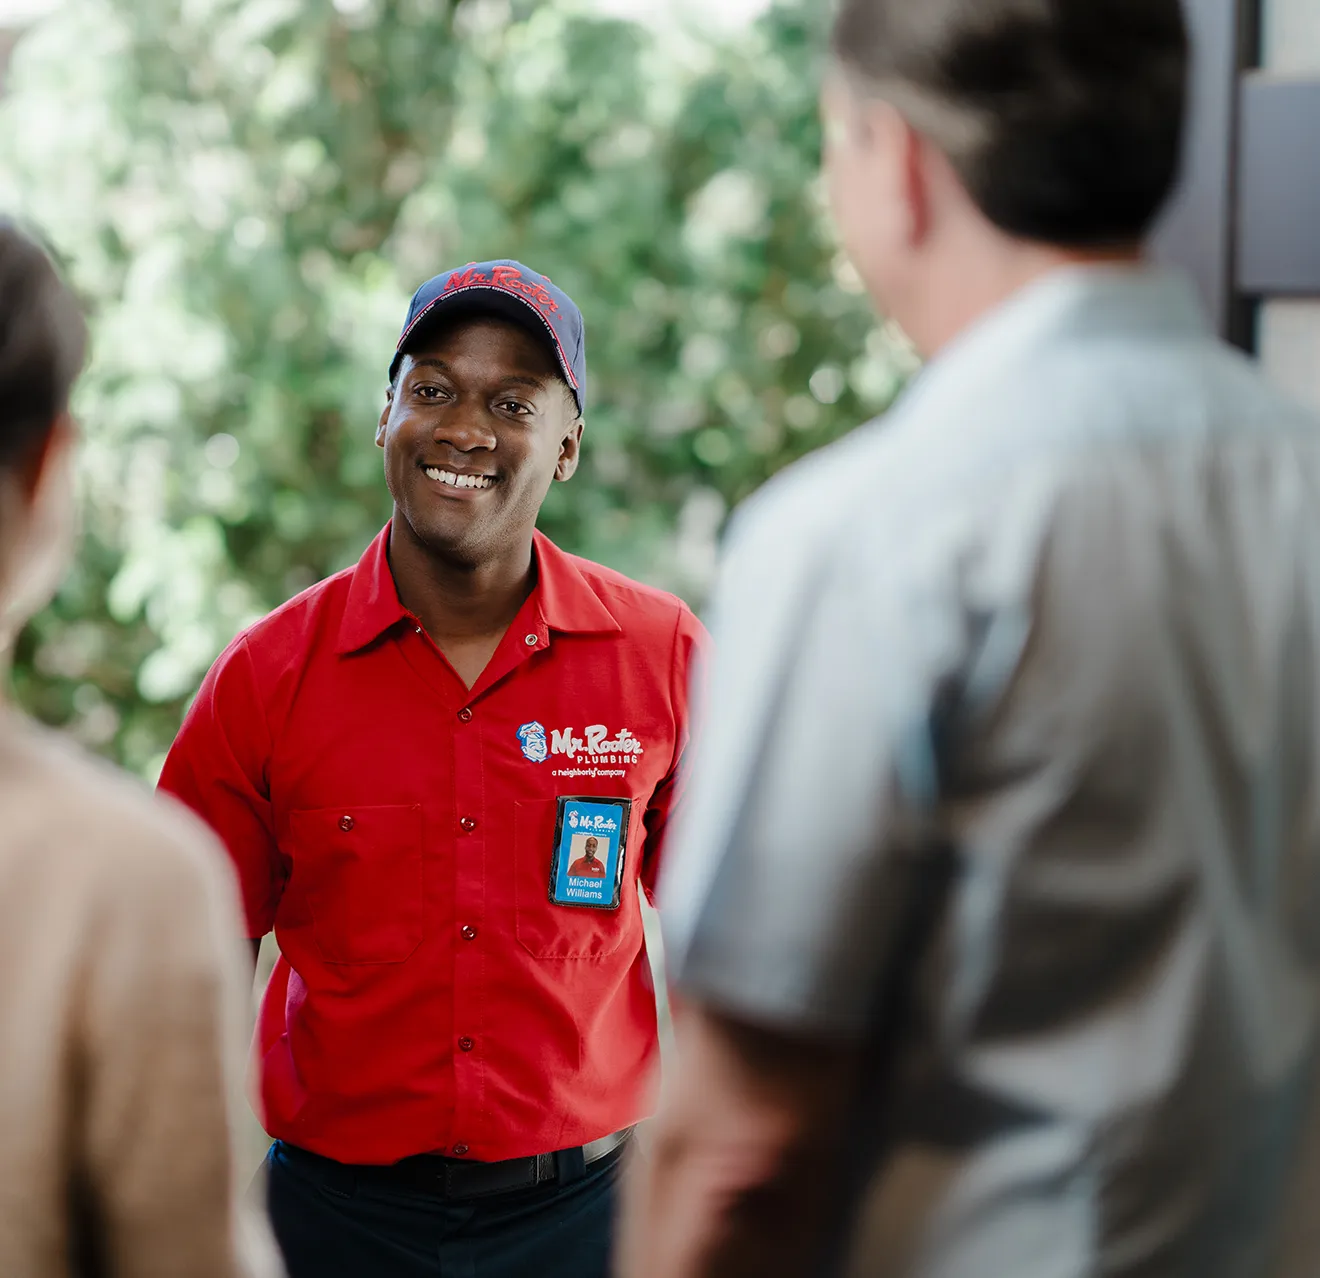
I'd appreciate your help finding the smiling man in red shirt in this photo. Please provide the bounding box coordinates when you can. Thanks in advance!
[159,261,706,1278]
[569,836,608,879]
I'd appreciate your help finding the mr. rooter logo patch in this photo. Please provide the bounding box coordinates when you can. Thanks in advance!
[516,722,644,776]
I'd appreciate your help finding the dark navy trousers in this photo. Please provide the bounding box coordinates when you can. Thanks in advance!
[262,1141,619,1278]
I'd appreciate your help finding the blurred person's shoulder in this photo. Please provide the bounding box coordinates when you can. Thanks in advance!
[0,706,239,923]
[1031,317,1319,442]
[721,415,923,583]
[725,286,1320,576]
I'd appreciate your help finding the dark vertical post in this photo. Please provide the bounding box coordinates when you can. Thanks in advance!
[1149,0,1261,349]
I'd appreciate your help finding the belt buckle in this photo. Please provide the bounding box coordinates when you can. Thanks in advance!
[533,1152,555,1186]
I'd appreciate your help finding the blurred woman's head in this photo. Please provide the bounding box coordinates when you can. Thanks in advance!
[0,222,87,657]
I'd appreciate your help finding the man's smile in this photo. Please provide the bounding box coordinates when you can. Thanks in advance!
[421,465,497,491]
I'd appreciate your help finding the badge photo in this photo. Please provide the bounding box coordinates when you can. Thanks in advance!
[548,797,631,910]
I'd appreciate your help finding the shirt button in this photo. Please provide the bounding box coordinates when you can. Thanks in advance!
[458,708,473,723]
[459,816,477,833]
[461,925,477,941]
[338,815,354,832]
[458,1036,474,1052]
[524,633,538,647]
[452,1144,469,1157]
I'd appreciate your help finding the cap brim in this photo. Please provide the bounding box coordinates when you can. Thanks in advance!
[390,288,581,412]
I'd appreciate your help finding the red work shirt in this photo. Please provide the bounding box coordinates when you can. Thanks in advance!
[159,524,706,1165]
[568,857,607,878]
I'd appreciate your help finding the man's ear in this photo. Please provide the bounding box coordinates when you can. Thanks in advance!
[376,385,394,448]
[900,114,935,248]
[555,419,584,483]
[18,413,76,502]
[860,98,930,250]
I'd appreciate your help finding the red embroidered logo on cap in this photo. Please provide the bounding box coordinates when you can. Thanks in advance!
[443,265,560,315]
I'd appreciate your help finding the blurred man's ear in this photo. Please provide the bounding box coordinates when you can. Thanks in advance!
[17,413,76,502]
[900,112,935,248]
[376,386,394,447]
[856,97,929,251]
[0,410,81,654]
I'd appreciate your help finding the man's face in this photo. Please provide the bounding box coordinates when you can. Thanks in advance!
[377,317,582,567]
[584,838,599,861]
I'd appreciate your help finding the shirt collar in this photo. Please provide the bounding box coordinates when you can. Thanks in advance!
[335,523,621,656]
[895,265,1207,427]
[336,524,409,655]
[530,530,622,636]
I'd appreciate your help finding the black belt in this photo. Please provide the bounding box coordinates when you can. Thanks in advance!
[279,1127,632,1201]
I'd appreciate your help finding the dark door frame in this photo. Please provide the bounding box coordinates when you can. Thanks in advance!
[1152,0,1320,350]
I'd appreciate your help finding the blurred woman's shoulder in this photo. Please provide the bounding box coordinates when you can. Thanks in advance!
[0,705,240,922]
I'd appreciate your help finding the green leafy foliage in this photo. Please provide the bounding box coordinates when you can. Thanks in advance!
[0,0,915,777]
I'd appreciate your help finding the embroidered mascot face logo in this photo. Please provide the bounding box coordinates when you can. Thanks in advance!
[517,721,549,764]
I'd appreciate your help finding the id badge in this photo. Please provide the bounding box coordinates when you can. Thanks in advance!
[548,796,631,910]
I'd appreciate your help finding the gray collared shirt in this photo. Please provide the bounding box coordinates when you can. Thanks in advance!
[661,267,1320,1278]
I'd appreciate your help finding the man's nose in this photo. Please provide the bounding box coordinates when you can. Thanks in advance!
[434,400,497,452]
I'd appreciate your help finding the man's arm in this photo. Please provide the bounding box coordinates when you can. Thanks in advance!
[159,634,285,960]
[633,476,969,1275]
[617,1001,859,1278]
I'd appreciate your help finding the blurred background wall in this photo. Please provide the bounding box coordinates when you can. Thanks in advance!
[0,0,919,782]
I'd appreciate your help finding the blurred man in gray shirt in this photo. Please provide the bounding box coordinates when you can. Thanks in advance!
[618,2,1320,1276]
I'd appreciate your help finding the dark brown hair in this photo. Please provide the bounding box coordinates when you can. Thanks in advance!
[830,0,1189,246]
[0,221,87,469]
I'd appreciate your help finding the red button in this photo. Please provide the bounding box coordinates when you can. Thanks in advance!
[461,925,477,941]
[338,815,354,832]
[452,1144,469,1157]
[458,708,473,723]
[458,1037,474,1051]
[460,816,477,833]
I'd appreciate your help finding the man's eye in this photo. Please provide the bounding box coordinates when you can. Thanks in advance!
[500,401,531,415]
[416,386,444,399]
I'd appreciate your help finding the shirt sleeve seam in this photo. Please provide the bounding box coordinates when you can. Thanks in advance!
[235,635,275,795]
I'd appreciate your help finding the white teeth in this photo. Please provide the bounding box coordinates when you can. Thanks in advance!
[425,468,492,490]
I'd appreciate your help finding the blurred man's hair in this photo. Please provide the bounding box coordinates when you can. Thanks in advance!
[0,221,86,470]
[830,0,1189,246]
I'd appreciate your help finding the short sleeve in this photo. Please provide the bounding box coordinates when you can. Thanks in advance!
[158,636,284,939]
[659,487,968,1039]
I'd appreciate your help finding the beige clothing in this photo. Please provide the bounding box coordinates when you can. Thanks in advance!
[0,707,283,1277]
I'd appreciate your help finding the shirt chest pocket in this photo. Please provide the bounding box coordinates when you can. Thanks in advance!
[513,799,643,960]
[287,804,424,964]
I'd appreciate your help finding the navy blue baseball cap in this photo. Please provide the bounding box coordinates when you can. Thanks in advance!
[390,260,586,415]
